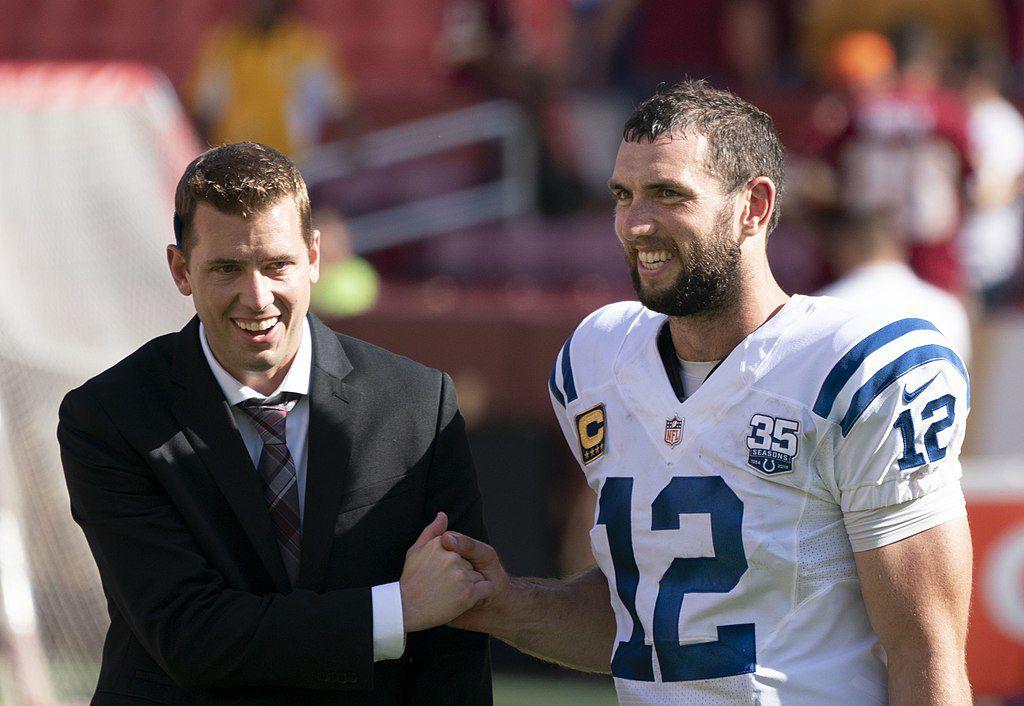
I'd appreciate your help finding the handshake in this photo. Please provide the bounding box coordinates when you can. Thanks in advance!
[398,512,505,634]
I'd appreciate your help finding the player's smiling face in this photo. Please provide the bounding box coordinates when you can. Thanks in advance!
[168,197,320,394]
[609,131,743,317]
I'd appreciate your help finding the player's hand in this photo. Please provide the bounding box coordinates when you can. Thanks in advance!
[400,512,493,633]
[441,531,510,634]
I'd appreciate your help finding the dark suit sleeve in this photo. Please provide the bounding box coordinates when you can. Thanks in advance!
[58,386,376,691]
[403,372,493,704]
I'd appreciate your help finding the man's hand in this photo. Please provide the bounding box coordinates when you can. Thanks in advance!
[441,531,510,633]
[400,513,492,633]
[442,531,615,672]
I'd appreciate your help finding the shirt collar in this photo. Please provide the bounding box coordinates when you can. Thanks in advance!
[199,317,312,406]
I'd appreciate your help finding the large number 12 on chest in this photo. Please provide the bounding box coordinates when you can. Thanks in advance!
[596,475,756,682]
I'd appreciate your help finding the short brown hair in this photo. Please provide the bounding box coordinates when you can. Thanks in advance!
[173,142,312,254]
[623,80,785,234]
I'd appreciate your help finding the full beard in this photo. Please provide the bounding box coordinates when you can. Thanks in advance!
[627,204,743,318]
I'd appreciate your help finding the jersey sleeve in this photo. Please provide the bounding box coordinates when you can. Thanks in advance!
[547,302,644,469]
[548,325,589,467]
[812,317,970,548]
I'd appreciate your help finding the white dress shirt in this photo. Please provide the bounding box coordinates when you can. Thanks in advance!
[199,318,405,661]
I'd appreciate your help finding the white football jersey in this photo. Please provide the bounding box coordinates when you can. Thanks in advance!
[548,294,969,705]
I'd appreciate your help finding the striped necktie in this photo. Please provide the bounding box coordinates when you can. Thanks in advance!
[237,395,302,586]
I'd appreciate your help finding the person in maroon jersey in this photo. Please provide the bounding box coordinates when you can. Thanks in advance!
[824,24,973,295]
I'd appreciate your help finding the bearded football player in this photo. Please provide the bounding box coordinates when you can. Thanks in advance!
[442,80,972,704]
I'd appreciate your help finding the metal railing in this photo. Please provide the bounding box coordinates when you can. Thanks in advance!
[301,100,539,253]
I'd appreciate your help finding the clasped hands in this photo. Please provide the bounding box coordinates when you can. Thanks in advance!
[399,512,507,634]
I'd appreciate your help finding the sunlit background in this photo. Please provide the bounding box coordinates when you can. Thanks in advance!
[2,1,1024,703]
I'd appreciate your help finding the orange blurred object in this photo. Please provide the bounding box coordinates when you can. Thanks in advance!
[829,30,895,89]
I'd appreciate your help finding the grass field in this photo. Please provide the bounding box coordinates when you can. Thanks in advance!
[493,672,618,705]
[0,663,618,705]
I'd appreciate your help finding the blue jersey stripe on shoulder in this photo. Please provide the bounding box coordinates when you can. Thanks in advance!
[840,344,969,436]
[560,329,579,404]
[549,361,565,407]
[813,318,940,420]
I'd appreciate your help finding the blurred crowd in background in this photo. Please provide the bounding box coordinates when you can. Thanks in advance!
[175,0,1024,341]
[8,0,1024,333]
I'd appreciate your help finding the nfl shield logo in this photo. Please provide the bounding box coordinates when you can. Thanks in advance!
[664,416,684,447]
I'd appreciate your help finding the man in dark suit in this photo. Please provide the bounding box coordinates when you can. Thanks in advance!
[57,142,492,704]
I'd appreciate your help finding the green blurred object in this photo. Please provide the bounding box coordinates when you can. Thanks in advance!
[311,256,380,317]
[492,672,618,705]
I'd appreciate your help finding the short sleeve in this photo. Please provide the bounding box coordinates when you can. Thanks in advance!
[549,335,583,467]
[843,481,967,552]
[547,302,647,471]
[831,357,969,513]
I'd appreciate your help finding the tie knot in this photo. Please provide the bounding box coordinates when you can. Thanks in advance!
[237,394,298,445]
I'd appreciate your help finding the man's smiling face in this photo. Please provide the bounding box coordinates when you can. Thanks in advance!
[609,130,743,318]
[168,196,319,393]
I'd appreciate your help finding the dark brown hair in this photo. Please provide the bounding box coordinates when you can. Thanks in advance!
[623,80,785,234]
[173,142,312,254]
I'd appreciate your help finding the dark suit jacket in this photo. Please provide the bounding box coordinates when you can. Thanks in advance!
[57,314,491,705]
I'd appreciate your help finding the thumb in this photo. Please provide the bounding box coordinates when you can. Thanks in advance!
[442,532,497,571]
[411,512,448,551]
[468,579,493,604]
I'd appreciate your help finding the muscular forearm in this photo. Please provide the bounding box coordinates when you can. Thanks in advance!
[888,649,970,705]
[487,566,615,673]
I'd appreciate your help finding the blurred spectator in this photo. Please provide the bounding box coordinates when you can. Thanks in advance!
[1005,0,1024,86]
[559,0,636,196]
[568,0,789,100]
[824,25,972,295]
[561,0,791,196]
[812,206,971,362]
[828,30,897,94]
[310,208,379,318]
[720,0,789,93]
[439,0,587,215]
[799,0,1005,81]
[955,41,1024,307]
[188,0,357,159]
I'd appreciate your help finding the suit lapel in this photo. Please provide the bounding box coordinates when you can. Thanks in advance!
[168,317,292,593]
[298,315,360,590]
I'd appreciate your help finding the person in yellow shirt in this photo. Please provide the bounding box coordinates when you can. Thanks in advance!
[189,0,357,159]
[309,207,380,318]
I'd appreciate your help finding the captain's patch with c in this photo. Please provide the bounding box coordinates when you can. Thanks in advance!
[575,404,607,465]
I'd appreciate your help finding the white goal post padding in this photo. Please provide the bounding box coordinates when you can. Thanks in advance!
[0,62,198,701]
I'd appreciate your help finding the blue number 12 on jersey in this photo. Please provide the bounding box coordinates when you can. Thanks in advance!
[596,476,756,682]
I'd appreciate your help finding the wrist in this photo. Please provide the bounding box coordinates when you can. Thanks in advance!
[398,580,421,633]
[485,577,533,642]
[887,648,969,702]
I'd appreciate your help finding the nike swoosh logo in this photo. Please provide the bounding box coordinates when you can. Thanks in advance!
[903,373,940,404]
